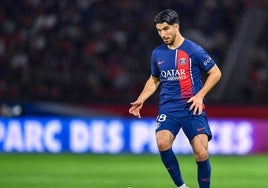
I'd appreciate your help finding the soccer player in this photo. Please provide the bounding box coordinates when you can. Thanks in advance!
[129,9,222,188]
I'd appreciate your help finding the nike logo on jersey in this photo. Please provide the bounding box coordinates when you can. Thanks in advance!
[157,61,165,65]
[197,127,206,131]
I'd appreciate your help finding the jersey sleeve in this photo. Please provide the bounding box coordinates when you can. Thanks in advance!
[192,49,215,72]
[151,50,160,77]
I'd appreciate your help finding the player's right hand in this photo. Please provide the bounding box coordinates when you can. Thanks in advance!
[129,98,144,118]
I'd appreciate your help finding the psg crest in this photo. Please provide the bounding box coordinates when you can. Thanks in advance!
[179,58,187,65]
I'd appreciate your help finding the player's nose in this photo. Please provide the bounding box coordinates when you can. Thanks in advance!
[158,30,166,38]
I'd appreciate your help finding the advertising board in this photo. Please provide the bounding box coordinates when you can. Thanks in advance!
[0,117,267,154]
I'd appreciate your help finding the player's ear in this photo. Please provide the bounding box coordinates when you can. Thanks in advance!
[173,23,179,30]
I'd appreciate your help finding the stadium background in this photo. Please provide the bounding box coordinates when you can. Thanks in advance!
[0,0,268,187]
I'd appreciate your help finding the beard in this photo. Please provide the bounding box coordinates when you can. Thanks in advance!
[162,34,176,45]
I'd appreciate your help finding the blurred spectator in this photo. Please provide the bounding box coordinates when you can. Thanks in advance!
[0,0,254,104]
[0,104,23,117]
[239,15,268,103]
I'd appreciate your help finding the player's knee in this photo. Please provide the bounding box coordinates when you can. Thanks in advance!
[156,130,174,151]
[194,149,208,161]
[157,139,172,151]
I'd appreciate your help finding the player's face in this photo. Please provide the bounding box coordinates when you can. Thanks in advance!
[156,22,178,45]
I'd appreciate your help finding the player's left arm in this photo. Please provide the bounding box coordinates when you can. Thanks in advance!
[187,64,222,115]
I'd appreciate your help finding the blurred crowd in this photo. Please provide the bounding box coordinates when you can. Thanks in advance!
[0,0,266,104]
[239,21,268,103]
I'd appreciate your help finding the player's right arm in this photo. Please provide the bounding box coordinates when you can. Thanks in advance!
[129,75,160,118]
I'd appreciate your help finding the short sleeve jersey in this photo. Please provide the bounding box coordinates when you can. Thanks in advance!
[151,39,215,113]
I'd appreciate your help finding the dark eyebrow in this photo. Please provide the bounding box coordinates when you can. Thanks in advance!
[157,25,170,31]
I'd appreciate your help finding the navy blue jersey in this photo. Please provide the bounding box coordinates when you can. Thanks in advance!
[151,39,215,113]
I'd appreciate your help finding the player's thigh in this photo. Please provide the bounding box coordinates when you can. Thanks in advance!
[155,130,175,151]
[191,134,209,161]
[191,133,209,152]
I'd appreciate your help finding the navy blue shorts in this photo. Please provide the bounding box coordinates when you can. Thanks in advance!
[155,112,212,142]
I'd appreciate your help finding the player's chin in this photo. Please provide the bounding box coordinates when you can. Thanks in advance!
[163,40,171,45]
[163,39,168,43]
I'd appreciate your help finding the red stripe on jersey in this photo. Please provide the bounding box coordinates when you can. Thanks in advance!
[176,50,193,98]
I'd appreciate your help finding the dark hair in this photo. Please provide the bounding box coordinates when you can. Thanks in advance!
[154,9,180,25]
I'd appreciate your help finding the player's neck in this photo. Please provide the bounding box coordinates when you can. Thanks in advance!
[167,34,184,50]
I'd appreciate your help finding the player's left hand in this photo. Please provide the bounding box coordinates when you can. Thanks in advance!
[187,95,204,115]
[129,98,144,118]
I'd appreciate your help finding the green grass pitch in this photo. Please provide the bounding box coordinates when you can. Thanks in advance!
[0,154,267,188]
